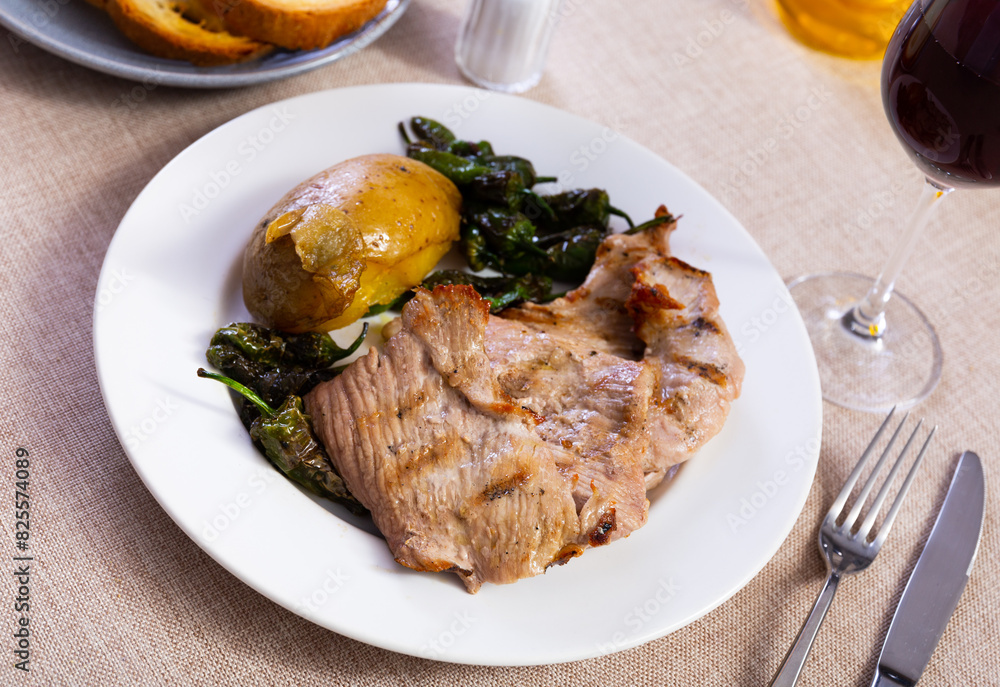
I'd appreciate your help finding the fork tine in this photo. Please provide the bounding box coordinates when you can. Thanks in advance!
[854,419,924,541]
[869,426,936,550]
[826,407,898,522]
[841,411,910,530]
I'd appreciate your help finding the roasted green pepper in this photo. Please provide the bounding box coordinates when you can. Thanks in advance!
[206,322,367,407]
[459,221,499,273]
[406,143,492,186]
[539,225,608,281]
[532,188,634,233]
[466,171,556,218]
[479,155,541,188]
[465,207,545,257]
[210,322,364,369]
[197,369,366,515]
[408,116,456,151]
[467,170,527,207]
[448,139,495,160]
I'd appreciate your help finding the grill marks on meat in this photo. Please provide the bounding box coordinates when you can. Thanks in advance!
[304,212,744,592]
[483,318,651,544]
[306,286,582,593]
[494,211,744,490]
[627,249,744,485]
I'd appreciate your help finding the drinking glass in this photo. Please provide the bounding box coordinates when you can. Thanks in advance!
[789,0,1000,412]
[775,0,911,58]
[455,0,562,93]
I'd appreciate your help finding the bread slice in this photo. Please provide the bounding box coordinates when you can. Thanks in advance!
[212,0,388,51]
[107,0,274,66]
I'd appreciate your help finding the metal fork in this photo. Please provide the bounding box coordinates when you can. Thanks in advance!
[768,408,935,687]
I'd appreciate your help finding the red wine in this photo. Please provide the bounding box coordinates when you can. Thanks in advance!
[882,0,1000,187]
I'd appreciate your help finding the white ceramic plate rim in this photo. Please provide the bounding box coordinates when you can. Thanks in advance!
[0,0,409,88]
[93,83,822,666]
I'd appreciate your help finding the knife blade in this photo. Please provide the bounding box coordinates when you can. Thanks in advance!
[870,450,986,687]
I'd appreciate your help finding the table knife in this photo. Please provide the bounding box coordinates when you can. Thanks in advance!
[870,450,986,687]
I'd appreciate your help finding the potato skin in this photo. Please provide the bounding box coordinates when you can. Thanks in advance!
[243,154,462,333]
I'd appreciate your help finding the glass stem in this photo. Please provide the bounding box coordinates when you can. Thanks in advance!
[845,177,953,339]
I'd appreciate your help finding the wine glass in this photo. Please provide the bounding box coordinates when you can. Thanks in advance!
[789,0,1000,412]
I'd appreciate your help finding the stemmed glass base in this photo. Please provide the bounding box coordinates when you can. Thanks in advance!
[788,272,943,413]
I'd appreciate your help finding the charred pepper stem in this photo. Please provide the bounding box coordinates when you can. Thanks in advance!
[198,368,366,515]
[397,121,412,145]
[624,213,675,235]
[608,205,634,228]
[197,368,274,415]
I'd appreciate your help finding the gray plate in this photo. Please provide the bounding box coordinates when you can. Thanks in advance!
[0,0,410,88]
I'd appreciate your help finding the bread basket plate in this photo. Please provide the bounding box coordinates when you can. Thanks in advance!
[0,0,408,88]
[93,83,822,665]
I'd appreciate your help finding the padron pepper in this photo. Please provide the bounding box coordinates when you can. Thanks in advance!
[206,322,368,407]
[467,170,527,207]
[478,154,546,188]
[531,188,634,233]
[407,118,499,162]
[458,221,498,273]
[497,223,610,281]
[210,322,364,369]
[448,139,495,160]
[406,143,493,186]
[197,369,367,515]
[408,116,456,151]
[465,206,548,260]
[538,213,675,281]
[538,225,608,282]
[467,171,556,217]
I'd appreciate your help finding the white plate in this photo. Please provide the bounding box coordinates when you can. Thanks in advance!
[93,83,822,666]
[0,0,409,88]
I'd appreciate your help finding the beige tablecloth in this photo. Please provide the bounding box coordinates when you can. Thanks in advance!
[2,0,998,684]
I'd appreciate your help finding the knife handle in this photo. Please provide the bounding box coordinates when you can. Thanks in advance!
[870,667,910,687]
[768,571,842,687]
